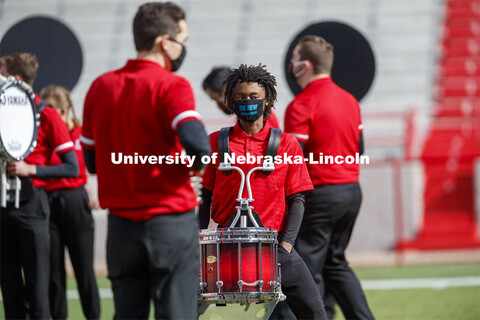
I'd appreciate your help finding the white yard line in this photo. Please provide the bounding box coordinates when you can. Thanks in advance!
[69,276,480,300]
[361,276,480,290]
[1,276,479,301]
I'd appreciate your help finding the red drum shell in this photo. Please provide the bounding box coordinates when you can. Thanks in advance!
[199,228,278,296]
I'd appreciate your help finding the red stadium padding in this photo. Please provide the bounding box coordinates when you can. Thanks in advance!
[436,77,480,97]
[447,0,480,11]
[438,57,480,77]
[442,37,480,58]
[444,19,480,37]
[446,4,480,18]
[434,97,480,117]
[435,96,480,109]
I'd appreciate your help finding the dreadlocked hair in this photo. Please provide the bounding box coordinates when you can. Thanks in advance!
[223,64,277,119]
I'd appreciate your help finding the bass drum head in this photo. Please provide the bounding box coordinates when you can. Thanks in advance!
[0,81,38,161]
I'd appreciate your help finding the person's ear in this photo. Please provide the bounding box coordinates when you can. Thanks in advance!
[155,35,169,53]
[265,97,269,106]
[303,60,313,72]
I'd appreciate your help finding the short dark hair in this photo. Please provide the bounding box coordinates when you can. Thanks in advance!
[298,35,334,74]
[224,64,277,119]
[0,53,39,86]
[133,2,185,51]
[202,66,232,94]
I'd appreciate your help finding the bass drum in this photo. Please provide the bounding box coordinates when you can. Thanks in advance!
[0,75,40,161]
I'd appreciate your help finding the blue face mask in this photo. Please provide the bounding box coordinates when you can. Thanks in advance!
[233,98,265,122]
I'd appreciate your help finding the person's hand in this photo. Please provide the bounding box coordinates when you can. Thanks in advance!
[280,241,293,253]
[7,161,36,177]
[193,168,206,176]
[88,198,101,210]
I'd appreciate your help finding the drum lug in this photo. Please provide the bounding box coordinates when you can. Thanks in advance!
[199,282,207,289]
[258,280,264,292]
[237,280,244,289]
[216,280,223,289]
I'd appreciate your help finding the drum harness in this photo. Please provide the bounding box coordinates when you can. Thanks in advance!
[217,126,282,228]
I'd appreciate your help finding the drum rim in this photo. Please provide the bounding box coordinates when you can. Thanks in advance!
[199,227,277,235]
[199,291,285,303]
[0,80,39,161]
[199,227,278,244]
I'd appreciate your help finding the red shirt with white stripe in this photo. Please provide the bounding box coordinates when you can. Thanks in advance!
[202,120,313,231]
[25,95,74,188]
[46,126,87,191]
[81,59,201,221]
[284,77,363,186]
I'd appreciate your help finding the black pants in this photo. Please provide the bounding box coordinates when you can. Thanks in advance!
[48,187,100,319]
[107,210,199,319]
[275,246,327,320]
[295,183,374,320]
[0,187,51,319]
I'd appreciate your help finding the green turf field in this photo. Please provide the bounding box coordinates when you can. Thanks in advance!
[1,263,479,319]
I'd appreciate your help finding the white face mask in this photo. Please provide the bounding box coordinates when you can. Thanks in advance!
[289,60,307,79]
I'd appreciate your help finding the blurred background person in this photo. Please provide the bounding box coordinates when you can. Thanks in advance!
[40,85,100,320]
[0,53,79,319]
[285,35,374,320]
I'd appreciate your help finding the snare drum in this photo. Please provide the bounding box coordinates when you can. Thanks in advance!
[0,76,39,161]
[198,227,285,319]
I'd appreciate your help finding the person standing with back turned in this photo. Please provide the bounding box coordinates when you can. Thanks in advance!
[80,2,211,319]
[40,85,100,320]
[284,35,374,320]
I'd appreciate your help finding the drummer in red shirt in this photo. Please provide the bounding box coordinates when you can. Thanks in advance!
[40,85,100,320]
[199,64,326,320]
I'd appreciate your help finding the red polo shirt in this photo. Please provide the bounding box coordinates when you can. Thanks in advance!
[81,59,201,221]
[25,95,74,188]
[46,126,87,191]
[202,121,313,231]
[284,77,363,186]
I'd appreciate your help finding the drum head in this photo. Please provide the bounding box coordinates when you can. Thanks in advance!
[0,81,38,161]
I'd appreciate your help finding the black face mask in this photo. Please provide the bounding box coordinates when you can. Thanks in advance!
[233,99,265,122]
[167,41,187,72]
[217,102,233,115]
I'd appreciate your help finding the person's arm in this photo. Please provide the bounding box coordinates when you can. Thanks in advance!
[198,187,213,229]
[298,141,305,151]
[83,148,96,174]
[177,120,211,172]
[7,150,79,178]
[359,131,364,155]
[85,174,100,209]
[280,192,305,252]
